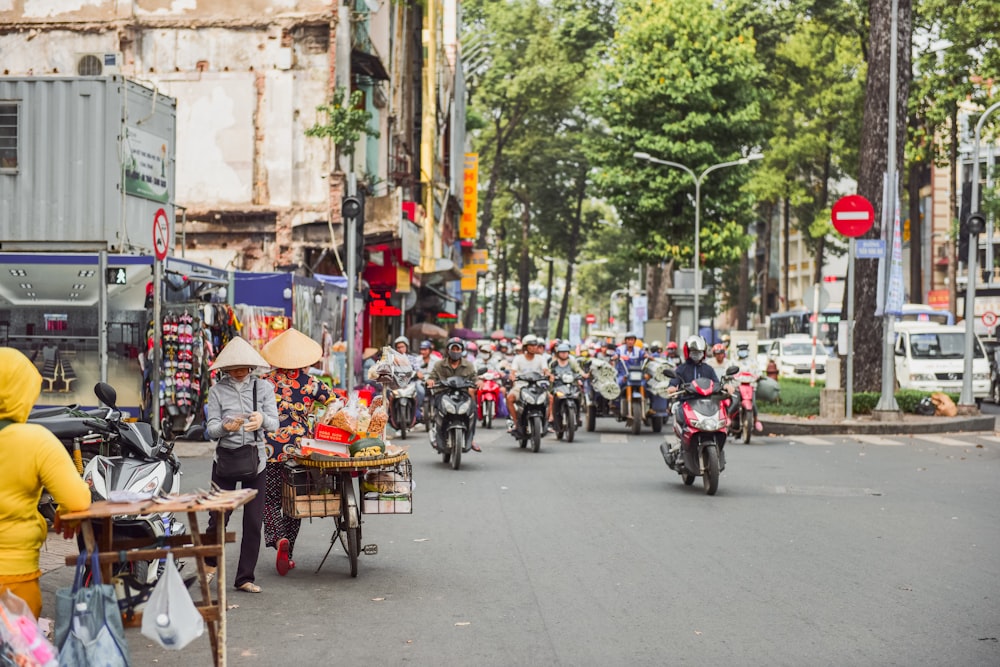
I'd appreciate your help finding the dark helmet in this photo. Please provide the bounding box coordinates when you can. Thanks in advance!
[446,337,465,361]
[683,335,708,363]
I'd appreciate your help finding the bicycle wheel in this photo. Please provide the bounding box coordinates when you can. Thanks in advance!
[338,479,361,577]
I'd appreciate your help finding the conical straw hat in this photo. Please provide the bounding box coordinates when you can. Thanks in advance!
[209,336,269,371]
[261,328,323,370]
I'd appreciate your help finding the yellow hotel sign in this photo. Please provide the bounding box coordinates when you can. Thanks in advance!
[460,153,479,239]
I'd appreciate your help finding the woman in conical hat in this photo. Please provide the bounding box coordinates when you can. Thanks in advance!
[204,336,278,593]
[259,328,334,576]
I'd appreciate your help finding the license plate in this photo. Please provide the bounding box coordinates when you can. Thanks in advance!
[629,371,643,382]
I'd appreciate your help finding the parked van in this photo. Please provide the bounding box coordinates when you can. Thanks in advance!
[893,322,990,399]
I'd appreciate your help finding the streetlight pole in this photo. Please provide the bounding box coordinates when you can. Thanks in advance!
[959,100,1000,407]
[633,151,764,334]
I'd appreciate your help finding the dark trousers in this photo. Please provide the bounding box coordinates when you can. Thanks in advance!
[205,463,266,587]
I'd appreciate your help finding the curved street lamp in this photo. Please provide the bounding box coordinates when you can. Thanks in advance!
[633,151,764,333]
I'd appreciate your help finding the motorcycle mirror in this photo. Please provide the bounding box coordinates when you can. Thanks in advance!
[726,365,740,376]
[93,382,118,410]
[662,367,677,379]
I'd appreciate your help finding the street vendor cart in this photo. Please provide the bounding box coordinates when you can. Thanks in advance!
[281,452,412,577]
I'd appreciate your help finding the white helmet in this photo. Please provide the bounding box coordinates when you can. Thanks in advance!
[683,335,708,363]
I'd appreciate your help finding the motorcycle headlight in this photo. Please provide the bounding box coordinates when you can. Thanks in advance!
[442,399,459,414]
[692,417,721,431]
[555,391,565,398]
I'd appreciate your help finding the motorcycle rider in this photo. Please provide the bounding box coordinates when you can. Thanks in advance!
[732,341,764,432]
[665,335,720,463]
[667,335,720,392]
[664,341,681,368]
[707,343,730,375]
[548,342,585,428]
[615,332,644,364]
[647,341,664,359]
[427,337,480,451]
[506,334,550,436]
[394,336,425,419]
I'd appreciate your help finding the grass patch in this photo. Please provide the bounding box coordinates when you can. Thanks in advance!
[759,379,961,416]
[758,377,822,416]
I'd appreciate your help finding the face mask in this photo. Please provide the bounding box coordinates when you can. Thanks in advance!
[738,350,749,359]
[448,349,463,361]
[689,351,704,363]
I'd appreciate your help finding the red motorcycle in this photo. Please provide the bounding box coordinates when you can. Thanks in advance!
[659,367,736,496]
[727,370,757,444]
[476,368,503,429]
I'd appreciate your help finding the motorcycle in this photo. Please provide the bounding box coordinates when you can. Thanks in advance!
[428,376,476,470]
[618,358,647,435]
[512,371,549,452]
[79,382,188,602]
[550,368,582,442]
[659,366,737,496]
[727,370,758,444]
[643,358,673,434]
[388,380,420,439]
[29,403,118,475]
[476,368,503,429]
[582,358,619,432]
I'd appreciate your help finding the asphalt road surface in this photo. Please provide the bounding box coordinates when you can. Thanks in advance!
[116,422,998,666]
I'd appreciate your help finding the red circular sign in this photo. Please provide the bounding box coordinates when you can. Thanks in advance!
[983,311,998,328]
[585,314,597,325]
[831,195,875,238]
[153,208,169,261]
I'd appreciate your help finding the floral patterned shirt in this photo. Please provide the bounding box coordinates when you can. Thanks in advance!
[262,369,333,461]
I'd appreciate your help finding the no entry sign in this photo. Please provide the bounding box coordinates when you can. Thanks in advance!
[831,195,875,238]
[585,313,597,325]
[153,208,170,261]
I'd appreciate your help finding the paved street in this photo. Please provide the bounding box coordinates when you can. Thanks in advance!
[43,422,1000,666]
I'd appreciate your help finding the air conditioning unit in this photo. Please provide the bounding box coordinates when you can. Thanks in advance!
[76,53,122,76]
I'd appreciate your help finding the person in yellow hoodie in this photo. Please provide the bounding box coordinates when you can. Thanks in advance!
[0,348,91,617]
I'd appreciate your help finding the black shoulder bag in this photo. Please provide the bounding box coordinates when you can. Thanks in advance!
[215,381,261,482]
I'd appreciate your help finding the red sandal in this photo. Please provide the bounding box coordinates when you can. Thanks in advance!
[276,538,291,576]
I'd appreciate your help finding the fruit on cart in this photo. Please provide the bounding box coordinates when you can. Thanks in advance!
[350,438,385,457]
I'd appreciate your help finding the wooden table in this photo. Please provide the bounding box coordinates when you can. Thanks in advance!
[60,489,257,667]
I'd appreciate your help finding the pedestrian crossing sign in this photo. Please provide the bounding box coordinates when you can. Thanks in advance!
[106,267,127,285]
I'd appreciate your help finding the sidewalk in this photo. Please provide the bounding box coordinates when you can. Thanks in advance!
[760,412,996,436]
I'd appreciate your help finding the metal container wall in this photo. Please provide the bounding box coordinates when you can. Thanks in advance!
[0,76,176,252]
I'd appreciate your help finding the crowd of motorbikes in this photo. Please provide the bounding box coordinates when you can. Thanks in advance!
[26,335,759,618]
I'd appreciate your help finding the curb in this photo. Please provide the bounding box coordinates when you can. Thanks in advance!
[760,415,995,436]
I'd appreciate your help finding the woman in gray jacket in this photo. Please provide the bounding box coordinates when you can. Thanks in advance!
[203,336,278,593]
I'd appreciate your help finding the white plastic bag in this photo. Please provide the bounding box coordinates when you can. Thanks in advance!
[140,554,204,650]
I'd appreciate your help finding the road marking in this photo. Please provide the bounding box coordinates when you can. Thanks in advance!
[851,435,905,446]
[929,435,980,447]
[788,435,832,446]
[772,485,882,497]
[600,434,628,444]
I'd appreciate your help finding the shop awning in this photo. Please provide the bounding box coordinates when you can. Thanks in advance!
[351,49,390,81]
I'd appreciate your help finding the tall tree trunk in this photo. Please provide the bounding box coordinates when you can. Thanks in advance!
[647,261,675,320]
[761,201,775,322]
[947,102,958,316]
[783,197,790,309]
[908,160,925,302]
[515,194,532,335]
[498,229,508,329]
[854,0,912,393]
[556,170,587,340]
[738,248,749,330]
[541,258,554,334]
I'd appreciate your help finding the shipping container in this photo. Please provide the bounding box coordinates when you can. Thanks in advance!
[0,76,176,252]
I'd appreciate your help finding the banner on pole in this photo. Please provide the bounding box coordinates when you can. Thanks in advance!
[568,314,582,346]
[885,172,905,316]
[631,295,647,339]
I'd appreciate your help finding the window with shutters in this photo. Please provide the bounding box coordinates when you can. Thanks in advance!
[0,102,18,171]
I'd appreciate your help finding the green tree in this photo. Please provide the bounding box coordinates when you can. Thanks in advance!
[591,0,768,322]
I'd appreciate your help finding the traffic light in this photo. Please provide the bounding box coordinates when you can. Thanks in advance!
[967,212,987,235]
[342,192,366,274]
[106,267,127,285]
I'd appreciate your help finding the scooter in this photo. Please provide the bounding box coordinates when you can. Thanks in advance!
[618,358,647,435]
[512,371,549,453]
[727,370,758,444]
[550,368,581,443]
[388,381,420,440]
[477,368,503,429]
[428,376,476,470]
[644,358,672,434]
[659,366,737,496]
[79,382,188,608]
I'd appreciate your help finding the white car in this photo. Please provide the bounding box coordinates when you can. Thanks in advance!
[894,322,990,398]
[768,334,827,377]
